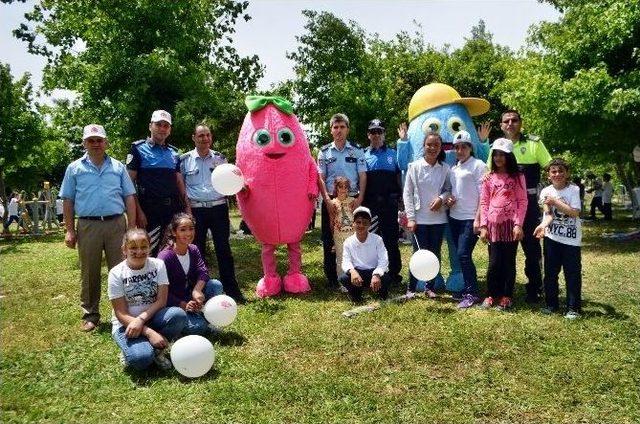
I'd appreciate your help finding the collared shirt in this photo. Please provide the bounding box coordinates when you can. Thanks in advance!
[60,154,136,217]
[403,158,451,225]
[180,149,227,202]
[317,141,367,196]
[341,232,389,277]
[364,145,399,172]
[126,138,180,199]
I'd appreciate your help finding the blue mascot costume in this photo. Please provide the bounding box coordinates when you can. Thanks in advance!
[397,83,490,294]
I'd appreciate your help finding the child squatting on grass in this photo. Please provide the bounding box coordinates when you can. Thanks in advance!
[158,213,225,336]
[108,228,186,371]
[338,206,391,303]
[534,158,583,319]
[479,138,528,311]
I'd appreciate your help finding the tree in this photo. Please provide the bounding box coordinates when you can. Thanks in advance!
[10,0,263,159]
[500,0,640,190]
[0,63,45,217]
[287,13,512,146]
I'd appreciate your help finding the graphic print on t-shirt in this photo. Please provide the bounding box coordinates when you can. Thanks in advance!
[123,269,159,308]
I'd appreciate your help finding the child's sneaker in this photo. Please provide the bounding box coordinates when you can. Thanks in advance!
[457,294,480,309]
[425,289,437,299]
[564,310,580,320]
[480,297,494,309]
[540,306,557,315]
[497,296,513,311]
[153,349,173,371]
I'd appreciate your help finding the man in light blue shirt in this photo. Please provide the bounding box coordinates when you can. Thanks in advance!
[317,113,367,288]
[180,124,244,302]
[60,124,136,332]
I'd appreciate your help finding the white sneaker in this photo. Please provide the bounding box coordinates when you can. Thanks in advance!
[153,349,172,370]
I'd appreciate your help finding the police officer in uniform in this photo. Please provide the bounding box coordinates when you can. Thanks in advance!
[499,109,552,303]
[127,110,190,256]
[317,113,367,288]
[180,123,245,302]
[362,119,402,284]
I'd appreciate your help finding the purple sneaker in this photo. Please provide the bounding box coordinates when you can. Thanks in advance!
[457,294,480,309]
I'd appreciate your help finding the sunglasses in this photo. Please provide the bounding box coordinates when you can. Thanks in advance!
[368,129,384,135]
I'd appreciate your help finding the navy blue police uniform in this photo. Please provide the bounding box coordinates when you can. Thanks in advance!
[127,138,182,255]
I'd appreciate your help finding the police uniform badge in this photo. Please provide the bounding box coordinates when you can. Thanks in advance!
[520,146,527,154]
[126,154,133,164]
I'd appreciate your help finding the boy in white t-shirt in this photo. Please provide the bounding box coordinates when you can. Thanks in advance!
[534,158,583,319]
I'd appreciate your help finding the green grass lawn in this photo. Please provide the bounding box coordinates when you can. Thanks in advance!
[1,209,639,423]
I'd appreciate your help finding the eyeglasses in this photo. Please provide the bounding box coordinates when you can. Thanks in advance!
[501,118,520,124]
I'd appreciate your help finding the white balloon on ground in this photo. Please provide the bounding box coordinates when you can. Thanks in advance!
[203,295,238,327]
[170,335,215,378]
[211,163,245,195]
[409,249,440,282]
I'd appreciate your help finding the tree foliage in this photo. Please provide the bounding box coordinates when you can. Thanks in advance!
[287,12,513,146]
[11,0,263,159]
[0,63,48,205]
[501,0,640,159]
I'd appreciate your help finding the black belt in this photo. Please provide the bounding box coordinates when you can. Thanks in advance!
[79,214,121,221]
[142,197,172,206]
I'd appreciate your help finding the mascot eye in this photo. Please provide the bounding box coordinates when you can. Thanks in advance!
[277,128,295,146]
[447,116,467,134]
[252,129,271,147]
[422,117,442,134]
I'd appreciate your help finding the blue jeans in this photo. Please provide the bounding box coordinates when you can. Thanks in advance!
[449,217,479,295]
[183,279,224,336]
[112,306,187,370]
[408,223,445,291]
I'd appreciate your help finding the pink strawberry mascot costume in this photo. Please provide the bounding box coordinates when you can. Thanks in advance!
[236,96,319,298]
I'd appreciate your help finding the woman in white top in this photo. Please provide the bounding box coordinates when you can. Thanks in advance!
[445,131,488,308]
[403,131,450,297]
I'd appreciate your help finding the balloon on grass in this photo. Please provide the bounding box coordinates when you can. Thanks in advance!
[409,249,440,281]
[170,335,215,378]
[211,163,245,195]
[203,295,238,327]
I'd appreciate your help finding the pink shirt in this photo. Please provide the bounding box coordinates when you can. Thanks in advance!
[480,172,528,242]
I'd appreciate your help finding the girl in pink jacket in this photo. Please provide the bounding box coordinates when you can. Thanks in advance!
[479,138,527,310]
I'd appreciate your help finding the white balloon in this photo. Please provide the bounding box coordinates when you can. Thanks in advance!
[170,335,215,378]
[203,295,238,327]
[211,163,245,195]
[409,249,440,281]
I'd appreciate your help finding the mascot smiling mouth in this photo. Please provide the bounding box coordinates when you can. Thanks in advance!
[265,152,285,159]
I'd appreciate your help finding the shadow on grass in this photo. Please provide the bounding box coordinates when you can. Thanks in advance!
[212,330,246,347]
[125,365,222,386]
[581,300,630,320]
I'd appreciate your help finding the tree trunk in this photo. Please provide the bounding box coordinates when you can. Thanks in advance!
[614,154,638,217]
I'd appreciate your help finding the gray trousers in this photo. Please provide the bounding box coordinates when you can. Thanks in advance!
[76,215,126,323]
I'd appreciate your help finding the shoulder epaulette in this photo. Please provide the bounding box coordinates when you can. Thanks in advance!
[179,152,191,160]
[525,134,540,142]
[132,139,145,146]
[167,144,179,152]
[211,150,226,159]
[320,143,332,151]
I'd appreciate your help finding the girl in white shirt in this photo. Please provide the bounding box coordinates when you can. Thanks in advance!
[445,131,488,308]
[403,132,450,297]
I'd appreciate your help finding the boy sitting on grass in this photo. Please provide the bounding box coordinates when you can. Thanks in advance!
[339,206,391,303]
[534,158,583,319]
